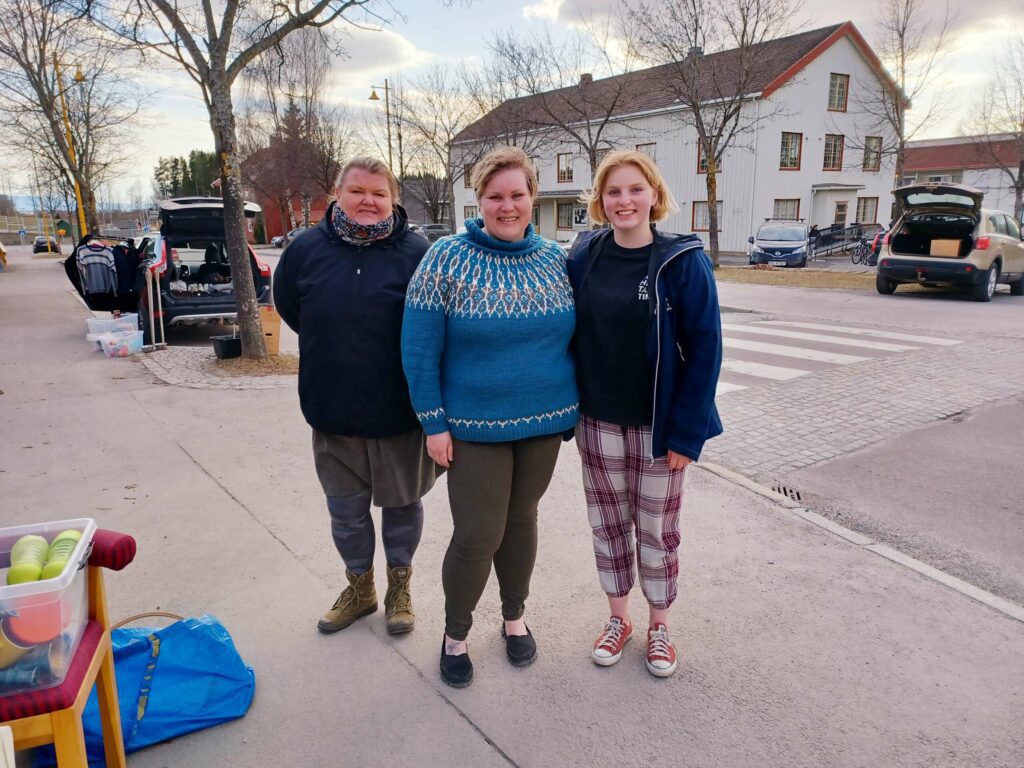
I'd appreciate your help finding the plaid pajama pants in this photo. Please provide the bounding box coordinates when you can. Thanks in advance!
[576,415,687,609]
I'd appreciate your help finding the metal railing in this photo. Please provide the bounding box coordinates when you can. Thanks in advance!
[811,222,884,257]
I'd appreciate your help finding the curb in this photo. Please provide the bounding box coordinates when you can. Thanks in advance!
[696,462,1024,625]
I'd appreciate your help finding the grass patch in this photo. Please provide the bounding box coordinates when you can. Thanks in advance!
[715,267,876,290]
[210,353,299,377]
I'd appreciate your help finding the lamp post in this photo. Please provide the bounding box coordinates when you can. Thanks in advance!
[53,55,88,240]
[368,79,393,172]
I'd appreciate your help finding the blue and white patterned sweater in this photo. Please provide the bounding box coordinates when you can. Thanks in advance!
[401,219,579,442]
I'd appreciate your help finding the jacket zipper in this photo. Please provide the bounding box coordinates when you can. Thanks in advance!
[650,241,704,461]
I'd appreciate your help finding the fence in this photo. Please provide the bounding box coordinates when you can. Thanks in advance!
[811,222,884,257]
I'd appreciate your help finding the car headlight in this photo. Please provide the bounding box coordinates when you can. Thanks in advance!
[792,245,806,254]
[751,245,764,254]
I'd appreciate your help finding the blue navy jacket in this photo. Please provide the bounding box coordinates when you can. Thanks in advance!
[567,227,723,460]
[274,203,429,438]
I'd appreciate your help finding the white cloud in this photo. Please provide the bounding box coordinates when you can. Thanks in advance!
[523,0,563,21]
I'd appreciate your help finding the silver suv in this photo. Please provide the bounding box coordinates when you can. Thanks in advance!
[876,183,1024,302]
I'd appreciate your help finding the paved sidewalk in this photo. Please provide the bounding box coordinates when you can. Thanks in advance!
[2,249,1023,767]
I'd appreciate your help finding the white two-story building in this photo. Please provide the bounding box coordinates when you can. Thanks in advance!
[453,22,905,252]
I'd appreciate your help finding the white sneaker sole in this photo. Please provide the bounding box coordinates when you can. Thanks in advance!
[646,658,678,677]
[592,634,631,666]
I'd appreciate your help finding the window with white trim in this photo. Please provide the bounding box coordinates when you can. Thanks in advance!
[464,206,478,220]
[856,197,878,224]
[773,199,800,220]
[823,134,844,170]
[780,132,802,169]
[692,201,724,232]
[636,143,657,161]
[557,202,573,228]
[557,153,573,183]
[863,136,882,171]
[828,73,849,111]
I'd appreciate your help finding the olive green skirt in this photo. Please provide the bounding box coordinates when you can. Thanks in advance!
[312,428,441,508]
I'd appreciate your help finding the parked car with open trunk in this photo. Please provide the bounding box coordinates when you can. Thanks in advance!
[136,197,273,342]
[876,183,1024,302]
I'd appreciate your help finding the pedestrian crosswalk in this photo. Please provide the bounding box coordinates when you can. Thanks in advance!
[715,320,961,397]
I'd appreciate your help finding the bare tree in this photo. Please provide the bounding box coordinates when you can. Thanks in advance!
[487,22,642,176]
[964,34,1024,221]
[0,0,143,236]
[396,65,485,227]
[627,0,797,265]
[859,0,956,187]
[83,0,374,359]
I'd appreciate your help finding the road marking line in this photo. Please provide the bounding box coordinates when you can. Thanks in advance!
[720,359,810,381]
[716,381,747,395]
[758,321,961,346]
[723,323,918,351]
[723,337,869,364]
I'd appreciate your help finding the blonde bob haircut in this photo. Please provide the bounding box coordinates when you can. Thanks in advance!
[471,147,539,200]
[585,150,677,226]
[335,156,401,202]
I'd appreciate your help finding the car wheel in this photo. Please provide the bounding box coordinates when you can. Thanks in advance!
[1010,275,1024,296]
[971,264,998,302]
[798,257,807,268]
[876,275,897,295]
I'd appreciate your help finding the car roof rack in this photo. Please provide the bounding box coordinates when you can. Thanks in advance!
[763,217,805,222]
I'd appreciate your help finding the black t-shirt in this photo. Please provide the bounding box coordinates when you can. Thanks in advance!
[575,238,653,426]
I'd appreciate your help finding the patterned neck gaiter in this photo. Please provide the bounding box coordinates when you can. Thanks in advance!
[331,205,397,246]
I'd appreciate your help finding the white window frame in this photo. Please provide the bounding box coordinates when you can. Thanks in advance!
[557,153,573,183]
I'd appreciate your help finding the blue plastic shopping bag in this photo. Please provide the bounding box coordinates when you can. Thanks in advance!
[35,614,255,767]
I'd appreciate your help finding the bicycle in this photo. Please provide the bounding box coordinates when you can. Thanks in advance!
[850,237,872,265]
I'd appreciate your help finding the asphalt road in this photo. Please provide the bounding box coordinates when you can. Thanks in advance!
[715,279,1024,606]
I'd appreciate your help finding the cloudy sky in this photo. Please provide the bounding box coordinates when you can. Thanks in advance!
[14,0,1023,203]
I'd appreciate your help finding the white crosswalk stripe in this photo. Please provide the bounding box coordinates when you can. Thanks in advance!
[723,337,870,364]
[720,359,810,381]
[756,321,962,346]
[722,323,918,352]
[715,320,958,399]
[716,381,747,396]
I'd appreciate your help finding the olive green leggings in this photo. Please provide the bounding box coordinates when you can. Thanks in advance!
[442,434,563,641]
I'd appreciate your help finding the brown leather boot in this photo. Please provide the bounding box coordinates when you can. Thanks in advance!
[384,565,415,635]
[318,568,378,634]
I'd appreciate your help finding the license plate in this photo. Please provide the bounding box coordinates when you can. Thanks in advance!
[770,260,787,266]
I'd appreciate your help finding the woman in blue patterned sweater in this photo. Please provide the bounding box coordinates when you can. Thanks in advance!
[402,147,578,688]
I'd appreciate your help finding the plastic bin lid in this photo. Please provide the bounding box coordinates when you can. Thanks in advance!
[0,518,97,598]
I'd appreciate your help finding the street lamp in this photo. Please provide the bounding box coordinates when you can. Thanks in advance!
[53,55,88,240]
[368,79,393,172]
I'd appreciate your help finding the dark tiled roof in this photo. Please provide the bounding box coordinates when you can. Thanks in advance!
[457,23,846,143]
[905,139,1021,172]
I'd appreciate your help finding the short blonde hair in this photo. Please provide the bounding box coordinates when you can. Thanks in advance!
[335,156,401,202]
[471,147,538,200]
[585,150,677,225]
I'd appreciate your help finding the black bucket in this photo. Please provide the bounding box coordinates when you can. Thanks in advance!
[211,334,242,359]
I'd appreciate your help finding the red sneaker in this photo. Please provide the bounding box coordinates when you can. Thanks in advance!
[646,623,678,677]
[592,616,632,666]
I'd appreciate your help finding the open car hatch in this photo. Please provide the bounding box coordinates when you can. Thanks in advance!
[892,183,983,220]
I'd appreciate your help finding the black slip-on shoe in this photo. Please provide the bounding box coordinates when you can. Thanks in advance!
[501,624,537,667]
[439,639,473,688]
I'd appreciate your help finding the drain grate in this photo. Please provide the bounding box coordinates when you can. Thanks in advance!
[771,483,802,502]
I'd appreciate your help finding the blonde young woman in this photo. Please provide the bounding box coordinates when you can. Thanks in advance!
[566,150,723,677]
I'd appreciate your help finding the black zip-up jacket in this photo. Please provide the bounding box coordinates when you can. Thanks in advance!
[567,227,723,460]
[273,203,429,437]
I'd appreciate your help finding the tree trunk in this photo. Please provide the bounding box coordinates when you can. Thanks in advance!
[706,162,720,268]
[80,182,100,235]
[210,77,267,360]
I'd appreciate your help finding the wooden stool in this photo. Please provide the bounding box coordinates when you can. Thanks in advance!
[0,529,136,766]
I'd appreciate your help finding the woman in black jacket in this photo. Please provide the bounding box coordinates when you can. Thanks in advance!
[274,157,438,637]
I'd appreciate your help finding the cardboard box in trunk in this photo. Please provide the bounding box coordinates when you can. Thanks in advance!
[929,239,961,258]
[259,306,282,355]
